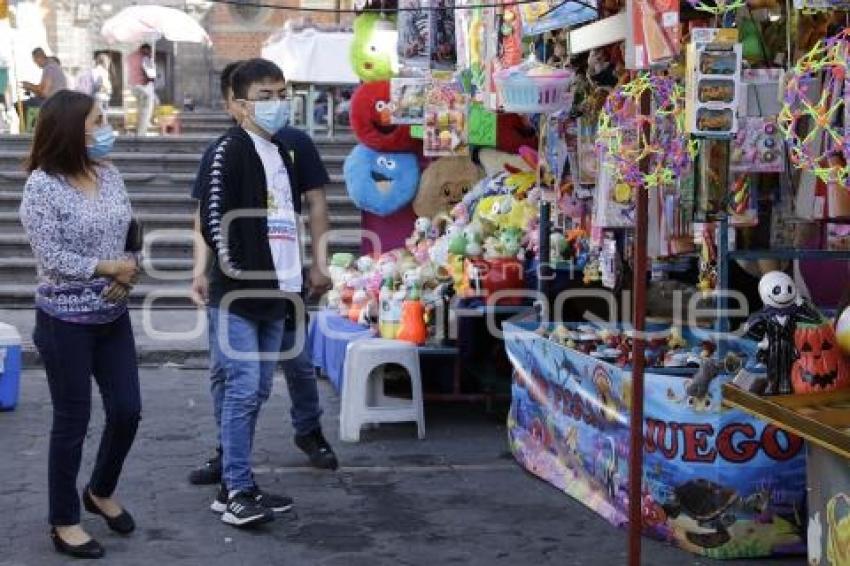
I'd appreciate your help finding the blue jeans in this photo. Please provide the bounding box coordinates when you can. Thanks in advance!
[207,311,323,468]
[209,308,284,492]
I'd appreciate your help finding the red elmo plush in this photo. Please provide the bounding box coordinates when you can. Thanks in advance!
[497,113,538,154]
[350,81,421,153]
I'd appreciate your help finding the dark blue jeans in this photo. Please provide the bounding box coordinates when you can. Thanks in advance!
[208,310,322,442]
[33,310,141,526]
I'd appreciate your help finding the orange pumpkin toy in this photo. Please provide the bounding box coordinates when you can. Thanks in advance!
[791,320,850,394]
[396,288,428,345]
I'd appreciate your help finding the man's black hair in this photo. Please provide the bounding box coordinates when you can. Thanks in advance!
[32,47,46,58]
[140,43,151,51]
[230,58,285,100]
[220,60,243,99]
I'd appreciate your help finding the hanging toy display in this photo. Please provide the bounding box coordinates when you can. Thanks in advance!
[597,74,695,192]
[779,28,850,186]
[745,271,824,396]
[684,0,746,15]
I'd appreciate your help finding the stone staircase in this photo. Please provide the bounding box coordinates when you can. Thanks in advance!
[0,131,360,308]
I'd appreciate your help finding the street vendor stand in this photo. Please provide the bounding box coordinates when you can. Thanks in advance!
[723,387,850,565]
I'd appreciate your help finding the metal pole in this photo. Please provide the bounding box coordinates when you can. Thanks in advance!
[627,81,651,566]
[538,200,552,301]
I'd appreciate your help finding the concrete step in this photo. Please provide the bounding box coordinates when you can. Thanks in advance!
[0,151,347,177]
[0,171,351,197]
[0,209,362,239]
[0,185,356,215]
[0,133,357,154]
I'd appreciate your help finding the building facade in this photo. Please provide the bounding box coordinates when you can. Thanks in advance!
[37,0,352,108]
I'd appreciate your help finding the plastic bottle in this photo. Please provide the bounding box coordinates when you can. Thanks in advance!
[378,277,401,339]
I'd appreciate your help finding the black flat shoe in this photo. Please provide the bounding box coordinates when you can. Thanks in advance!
[83,487,135,535]
[50,528,105,559]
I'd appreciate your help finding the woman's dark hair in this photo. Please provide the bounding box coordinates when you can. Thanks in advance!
[26,90,96,176]
[230,58,285,100]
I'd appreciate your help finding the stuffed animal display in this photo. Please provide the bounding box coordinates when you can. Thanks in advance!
[350,13,398,83]
[413,157,484,218]
[350,81,421,153]
[344,144,420,216]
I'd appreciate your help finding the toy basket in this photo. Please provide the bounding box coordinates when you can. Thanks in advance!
[495,66,575,114]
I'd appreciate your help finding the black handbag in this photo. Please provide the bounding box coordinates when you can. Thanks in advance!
[125,217,143,252]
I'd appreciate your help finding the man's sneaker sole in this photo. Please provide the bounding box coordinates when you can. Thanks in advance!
[221,510,274,527]
[211,498,293,515]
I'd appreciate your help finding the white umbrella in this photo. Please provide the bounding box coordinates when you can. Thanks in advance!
[101,5,212,46]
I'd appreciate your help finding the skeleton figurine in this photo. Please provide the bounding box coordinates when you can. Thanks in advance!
[746,271,820,396]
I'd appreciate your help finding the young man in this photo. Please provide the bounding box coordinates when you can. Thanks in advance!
[195,59,334,527]
[188,60,338,489]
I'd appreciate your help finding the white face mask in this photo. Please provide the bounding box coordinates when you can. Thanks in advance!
[250,100,291,134]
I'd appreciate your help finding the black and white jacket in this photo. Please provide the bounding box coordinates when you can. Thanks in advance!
[199,126,299,321]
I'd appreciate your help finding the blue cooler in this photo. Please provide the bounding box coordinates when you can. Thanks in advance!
[0,323,22,411]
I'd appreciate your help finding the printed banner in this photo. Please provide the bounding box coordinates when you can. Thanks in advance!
[504,321,807,559]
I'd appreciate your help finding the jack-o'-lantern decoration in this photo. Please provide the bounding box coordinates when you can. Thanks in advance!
[791,321,850,394]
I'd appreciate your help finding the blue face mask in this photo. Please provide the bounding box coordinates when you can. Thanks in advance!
[252,100,290,134]
[87,126,116,159]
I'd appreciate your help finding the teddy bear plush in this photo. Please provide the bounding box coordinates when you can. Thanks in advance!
[412,157,484,218]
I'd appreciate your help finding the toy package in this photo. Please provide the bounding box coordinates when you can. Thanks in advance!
[519,0,598,37]
[497,4,524,70]
[625,0,681,70]
[685,29,742,137]
[391,77,429,124]
[397,0,430,72]
[424,81,469,156]
[575,118,600,185]
[430,0,457,71]
[730,116,784,173]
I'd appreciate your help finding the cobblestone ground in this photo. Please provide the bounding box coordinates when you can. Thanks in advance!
[0,367,803,566]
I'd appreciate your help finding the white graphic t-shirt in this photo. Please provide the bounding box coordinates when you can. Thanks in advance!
[246,129,303,292]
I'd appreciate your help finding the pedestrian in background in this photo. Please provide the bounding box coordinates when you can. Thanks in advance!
[21,47,67,115]
[20,90,141,560]
[126,43,156,136]
[76,54,113,114]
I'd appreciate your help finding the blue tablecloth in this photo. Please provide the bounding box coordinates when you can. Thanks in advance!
[308,310,375,392]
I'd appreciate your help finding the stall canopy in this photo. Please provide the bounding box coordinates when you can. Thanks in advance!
[262,29,360,85]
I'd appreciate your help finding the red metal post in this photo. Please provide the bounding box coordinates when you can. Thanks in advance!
[627,81,651,566]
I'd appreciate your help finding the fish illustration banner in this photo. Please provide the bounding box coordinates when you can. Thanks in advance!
[504,320,807,559]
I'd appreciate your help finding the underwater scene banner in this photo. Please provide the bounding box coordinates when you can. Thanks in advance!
[504,321,807,559]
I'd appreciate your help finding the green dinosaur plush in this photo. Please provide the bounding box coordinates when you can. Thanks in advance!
[350,13,397,83]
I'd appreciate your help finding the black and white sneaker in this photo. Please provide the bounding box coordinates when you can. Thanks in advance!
[188,450,222,485]
[220,491,274,528]
[295,429,339,470]
[212,485,293,515]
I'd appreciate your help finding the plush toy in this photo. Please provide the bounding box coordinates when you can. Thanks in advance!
[477,148,533,178]
[474,194,536,232]
[746,271,823,395]
[350,13,397,83]
[496,113,539,154]
[344,144,420,216]
[413,157,484,218]
[350,81,420,153]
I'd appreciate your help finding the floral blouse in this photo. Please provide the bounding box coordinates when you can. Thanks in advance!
[19,165,132,324]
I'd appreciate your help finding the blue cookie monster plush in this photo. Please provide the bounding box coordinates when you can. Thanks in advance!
[344,144,420,216]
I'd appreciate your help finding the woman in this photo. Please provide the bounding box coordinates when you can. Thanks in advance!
[20,90,141,560]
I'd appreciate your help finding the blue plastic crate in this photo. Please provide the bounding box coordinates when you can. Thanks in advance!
[0,323,22,411]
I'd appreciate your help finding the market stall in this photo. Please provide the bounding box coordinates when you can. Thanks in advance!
[323,0,850,561]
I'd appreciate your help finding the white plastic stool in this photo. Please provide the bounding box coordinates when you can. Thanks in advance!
[340,338,425,442]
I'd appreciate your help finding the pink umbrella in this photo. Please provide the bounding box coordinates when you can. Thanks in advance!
[101,5,212,46]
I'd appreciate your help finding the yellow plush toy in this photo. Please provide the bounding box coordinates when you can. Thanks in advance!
[474,194,537,232]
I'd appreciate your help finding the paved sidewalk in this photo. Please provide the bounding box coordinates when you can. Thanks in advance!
[0,368,802,566]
